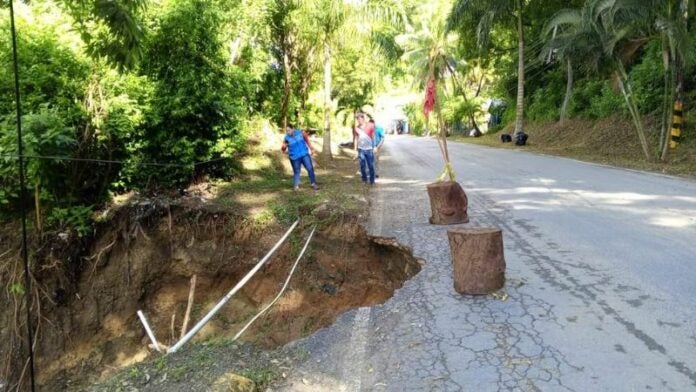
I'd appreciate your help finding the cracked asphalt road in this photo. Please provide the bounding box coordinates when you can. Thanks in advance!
[279,136,696,391]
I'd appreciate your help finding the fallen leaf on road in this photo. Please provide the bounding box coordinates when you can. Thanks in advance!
[491,291,509,301]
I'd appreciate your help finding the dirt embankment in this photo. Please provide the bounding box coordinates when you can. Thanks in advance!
[459,115,696,177]
[0,196,421,391]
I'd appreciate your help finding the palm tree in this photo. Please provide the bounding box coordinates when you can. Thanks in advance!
[652,0,693,160]
[546,0,693,161]
[544,0,657,160]
[296,0,348,158]
[299,0,406,159]
[447,0,529,135]
[400,2,459,180]
[541,10,600,125]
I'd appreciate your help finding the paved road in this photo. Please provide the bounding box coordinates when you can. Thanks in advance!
[281,135,696,391]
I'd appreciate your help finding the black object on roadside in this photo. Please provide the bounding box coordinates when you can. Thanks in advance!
[500,134,512,143]
[515,132,528,146]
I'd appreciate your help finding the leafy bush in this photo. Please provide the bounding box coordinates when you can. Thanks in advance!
[134,0,251,187]
[46,205,93,237]
[526,86,561,122]
[403,102,426,136]
[629,41,666,114]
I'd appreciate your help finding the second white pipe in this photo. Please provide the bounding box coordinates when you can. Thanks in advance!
[168,219,299,353]
[232,226,316,341]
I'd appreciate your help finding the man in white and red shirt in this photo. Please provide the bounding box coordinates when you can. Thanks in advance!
[353,112,376,184]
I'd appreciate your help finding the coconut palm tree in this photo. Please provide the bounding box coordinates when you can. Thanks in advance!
[400,1,459,180]
[299,0,406,158]
[447,0,529,136]
[544,0,656,160]
[541,9,603,125]
[650,0,694,160]
[546,0,693,161]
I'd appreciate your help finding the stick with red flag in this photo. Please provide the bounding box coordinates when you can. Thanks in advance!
[423,76,455,181]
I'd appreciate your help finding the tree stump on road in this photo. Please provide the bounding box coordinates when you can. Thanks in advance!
[447,227,505,295]
[426,181,469,225]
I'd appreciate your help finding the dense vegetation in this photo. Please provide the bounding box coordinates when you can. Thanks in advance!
[1,0,694,231]
[0,0,404,230]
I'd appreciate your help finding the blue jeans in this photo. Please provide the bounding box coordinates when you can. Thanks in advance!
[358,149,375,184]
[290,154,316,187]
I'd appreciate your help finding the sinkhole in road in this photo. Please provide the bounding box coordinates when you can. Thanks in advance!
[0,201,422,390]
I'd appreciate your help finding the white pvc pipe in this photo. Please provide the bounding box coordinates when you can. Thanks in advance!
[168,219,299,353]
[137,310,161,353]
[231,227,316,342]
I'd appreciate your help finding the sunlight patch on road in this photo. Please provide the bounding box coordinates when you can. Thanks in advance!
[649,215,696,229]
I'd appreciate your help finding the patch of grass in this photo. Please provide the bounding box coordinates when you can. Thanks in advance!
[238,367,276,388]
[170,365,189,382]
[127,365,144,380]
[212,140,368,229]
[154,356,168,372]
[194,347,215,365]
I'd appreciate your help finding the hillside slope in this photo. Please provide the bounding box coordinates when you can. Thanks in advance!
[454,116,695,178]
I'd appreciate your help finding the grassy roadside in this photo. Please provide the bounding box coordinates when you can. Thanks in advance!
[450,116,696,179]
[209,133,368,228]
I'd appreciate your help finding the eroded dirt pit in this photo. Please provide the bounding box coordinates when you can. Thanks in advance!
[0,198,421,391]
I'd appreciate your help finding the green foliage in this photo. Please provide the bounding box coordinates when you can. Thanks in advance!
[8,282,26,296]
[403,102,426,136]
[58,0,147,69]
[239,367,276,389]
[135,0,252,187]
[526,87,561,122]
[629,41,667,113]
[46,205,93,237]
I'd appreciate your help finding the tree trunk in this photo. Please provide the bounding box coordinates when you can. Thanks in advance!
[663,59,682,161]
[660,51,676,161]
[514,3,525,135]
[298,75,310,127]
[661,1,688,161]
[426,181,468,225]
[447,227,506,295]
[34,179,41,234]
[281,50,291,130]
[560,58,573,125]
[615,62,652,161]
[460,83,481,135]
[659,43,670,154]
[322,42,332,159]
[475,71,485,97]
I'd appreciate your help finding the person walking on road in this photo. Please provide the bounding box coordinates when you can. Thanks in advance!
[281,124,319,191]
[353,113,376,185]
[370,118,385,178]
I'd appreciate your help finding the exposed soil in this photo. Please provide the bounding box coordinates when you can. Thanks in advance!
[0,195,421,391]
[454,115,696,178]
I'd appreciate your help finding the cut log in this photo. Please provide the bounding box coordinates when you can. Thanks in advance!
[426,181,469,225]
[447,227,505,294]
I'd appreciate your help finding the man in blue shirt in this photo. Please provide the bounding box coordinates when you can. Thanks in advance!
[370,119,385,178]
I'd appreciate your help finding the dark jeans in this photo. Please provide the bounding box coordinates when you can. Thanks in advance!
[290,154,316,187]
[358,148,375,184]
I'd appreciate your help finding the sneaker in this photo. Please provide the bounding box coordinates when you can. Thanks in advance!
[311,184,320,191]
[293,186,299,191]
